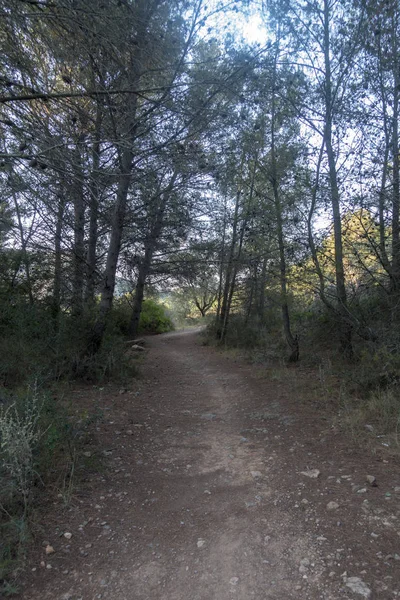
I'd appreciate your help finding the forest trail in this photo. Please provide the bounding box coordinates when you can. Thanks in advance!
[22,330,400,600]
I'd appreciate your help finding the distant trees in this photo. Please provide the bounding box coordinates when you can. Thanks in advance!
[1,0,400,366]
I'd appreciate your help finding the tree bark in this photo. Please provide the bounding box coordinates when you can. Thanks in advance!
[91,148,135,349]
[71,142,85,318]
[216,195,227,322]
[323,0,352,358]
[270,34,298,362]
[10,183,34,306]
[258,255,267,322]
[391,37,400,290]
[53,191,66,320]
[217,187,241,341]
[85,103,102,309]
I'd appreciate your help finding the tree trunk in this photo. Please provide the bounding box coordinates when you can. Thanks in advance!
[129,248,152,340]
[128,171,178,339]
[216,195,227,322]
[391,46,400,290]
[10,183,34,306]
[91,148,135,349]
[217,188,241,341]
[245,265,256,325]
[53,191,66,320]
[270,33,298,362]
[221,210,247,341]
[71,142,85,318]
[85,104,102,309]
[90,0,183,352]
[258,255,267,322]
[323,0,352,358]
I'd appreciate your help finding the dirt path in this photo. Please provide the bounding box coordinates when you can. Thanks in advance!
[22,330,400,599]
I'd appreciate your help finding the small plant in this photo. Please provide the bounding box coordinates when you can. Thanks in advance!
[0,386,43,517]
[0,385,45,594]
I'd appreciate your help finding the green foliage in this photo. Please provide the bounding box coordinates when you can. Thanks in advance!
[0,299,137,387]
[0,383,103,592]
[138,299,174,334]
[205,313,286,361]
[0,388,43,515]
[0,387,61,591]
[112,295,174,335]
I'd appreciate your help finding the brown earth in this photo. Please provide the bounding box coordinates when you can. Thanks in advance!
[19,329,400,599]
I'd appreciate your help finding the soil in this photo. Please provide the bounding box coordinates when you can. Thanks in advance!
[19,329,400,599]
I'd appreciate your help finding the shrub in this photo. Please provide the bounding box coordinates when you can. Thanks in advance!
[0,387,42,516]
[111,295,174,336]
[0,383,103,593]
[0,386,45,593]
[138,299,174,334]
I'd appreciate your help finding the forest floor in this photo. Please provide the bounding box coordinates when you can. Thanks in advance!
[20,329,400,600]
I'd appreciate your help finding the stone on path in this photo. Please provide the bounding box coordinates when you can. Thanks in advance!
[300,469,320,479]
[344,576,372,598]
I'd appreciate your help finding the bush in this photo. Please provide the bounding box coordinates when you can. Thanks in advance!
[111,295,174,336]
[0,388,42,516]
[204,313,285,359]
[0,383,103,593]
[138,299,174,334]
[0,386,47,593]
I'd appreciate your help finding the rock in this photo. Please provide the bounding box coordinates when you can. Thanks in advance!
[344,576,371,598]
[366,475,377,486]
[251,471,262,479]
[131,344,145,352]
[299,558,310,574]
[327,501,339,511]
[365,424,374,432]
[394,486,400,492]
[229,577,239,585]
[201,413,216,421]
[300,469,320,479]
[83,451,92,457]
[197,539,206,548]
[357,488,367,494]
[45,545,55,555]
[46,563,52,569]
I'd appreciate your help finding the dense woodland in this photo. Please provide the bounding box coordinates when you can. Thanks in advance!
[1,0,400,590]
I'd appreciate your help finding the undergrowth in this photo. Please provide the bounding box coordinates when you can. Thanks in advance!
[0,384,103,594]
[204,312,400,456]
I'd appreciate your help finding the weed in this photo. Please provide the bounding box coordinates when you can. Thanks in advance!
[0,386,43,516]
